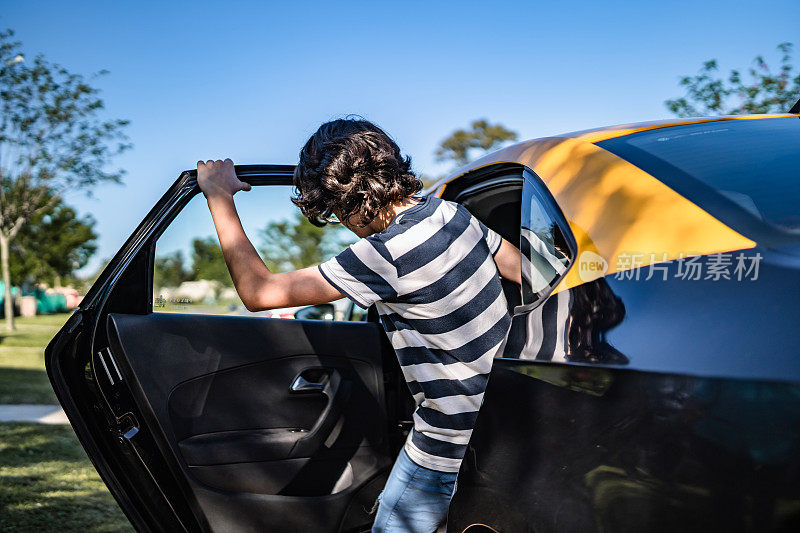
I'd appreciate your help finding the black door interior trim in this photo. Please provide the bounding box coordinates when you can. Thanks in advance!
[105,311,394,532]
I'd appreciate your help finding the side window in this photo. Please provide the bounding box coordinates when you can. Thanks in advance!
[153,184,354,319]
[520,169,575,308]
[346,301,368,322]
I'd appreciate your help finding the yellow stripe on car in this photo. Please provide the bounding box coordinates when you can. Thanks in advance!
[433,116,767,292]
[525,137,755,292]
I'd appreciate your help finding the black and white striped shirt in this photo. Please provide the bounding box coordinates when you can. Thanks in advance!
[318,196,511,472]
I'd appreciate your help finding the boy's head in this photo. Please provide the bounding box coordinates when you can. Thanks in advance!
[292,118,422,231]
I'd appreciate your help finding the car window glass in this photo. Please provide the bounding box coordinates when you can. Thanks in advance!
[347,301,368,321]
[520,170,573,306]
[597,117,800,233]
[294,303,335,320]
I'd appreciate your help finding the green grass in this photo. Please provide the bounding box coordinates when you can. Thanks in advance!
[0,422,132,532]
[0,314,132,530]
[0,313,70,404]
[0,313,70,347]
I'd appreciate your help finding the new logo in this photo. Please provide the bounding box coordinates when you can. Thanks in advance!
[578,251,608,282]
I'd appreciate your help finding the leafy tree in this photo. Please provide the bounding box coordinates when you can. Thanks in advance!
[10,197,97,286]
[666,42,800,117]
[0,30,129,329]
[435,119,518,167]
[260,212,353,272]
[153,250,191,289]
[190,237,232,286]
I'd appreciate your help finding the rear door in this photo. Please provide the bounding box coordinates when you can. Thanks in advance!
[46,165,397,532]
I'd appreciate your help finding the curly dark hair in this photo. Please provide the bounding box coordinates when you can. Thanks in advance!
[292,118,422,227]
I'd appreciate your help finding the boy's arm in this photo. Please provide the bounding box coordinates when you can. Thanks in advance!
[494,238,522,285]
[198,159,343,312]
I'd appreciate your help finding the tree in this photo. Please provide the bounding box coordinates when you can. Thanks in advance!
[0,30,129,329]
[10,197,97,287]
[153,250,191,289]
[260,212,353,272]
[435,119,519,168]
[666,42,800,117]
[190,237,232,286]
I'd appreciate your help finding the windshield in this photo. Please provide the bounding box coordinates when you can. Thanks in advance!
[597,117,800,236]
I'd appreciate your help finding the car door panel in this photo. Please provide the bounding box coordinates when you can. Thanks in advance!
[105,311,392,530]
[447,360,800,533]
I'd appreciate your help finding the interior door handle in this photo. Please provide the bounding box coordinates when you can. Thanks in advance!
[288,368,352,457]
[290,373,326,393]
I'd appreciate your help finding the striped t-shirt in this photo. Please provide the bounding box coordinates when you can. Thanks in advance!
[318,196,511,472]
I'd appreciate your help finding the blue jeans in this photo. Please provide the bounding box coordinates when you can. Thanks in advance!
[372,448,458,533]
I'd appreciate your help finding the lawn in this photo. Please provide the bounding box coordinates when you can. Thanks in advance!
[0,313,70,404]
[0,422,132,531]
[0,313,132,531]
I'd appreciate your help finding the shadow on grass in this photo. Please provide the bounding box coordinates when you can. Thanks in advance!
[0,367,57,405]
[0,422,132,532]
[0,424,89,468]
[0,313,70,349]
[0,328,59,348]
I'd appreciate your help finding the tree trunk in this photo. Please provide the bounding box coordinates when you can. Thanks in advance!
[0,233,15,331]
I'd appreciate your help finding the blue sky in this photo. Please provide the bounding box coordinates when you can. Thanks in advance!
[3,0,799,273]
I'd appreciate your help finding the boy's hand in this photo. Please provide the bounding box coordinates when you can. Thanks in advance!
[197,158,251,199]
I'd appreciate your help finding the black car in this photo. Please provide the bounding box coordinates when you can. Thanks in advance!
[47,113,800,532]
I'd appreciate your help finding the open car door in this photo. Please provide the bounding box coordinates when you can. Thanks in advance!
[45,165,402,532]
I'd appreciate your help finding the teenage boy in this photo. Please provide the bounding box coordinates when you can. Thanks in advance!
[197,118,521,532]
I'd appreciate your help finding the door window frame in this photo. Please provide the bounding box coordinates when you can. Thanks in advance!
[443,162,577,316]
[516,167,577,314]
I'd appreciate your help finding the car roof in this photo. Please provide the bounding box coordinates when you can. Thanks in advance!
[431,114,799,292]
[561,113,796,143]
[429,114,796,193]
